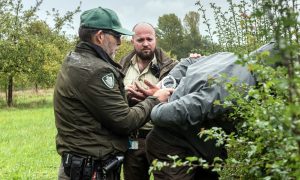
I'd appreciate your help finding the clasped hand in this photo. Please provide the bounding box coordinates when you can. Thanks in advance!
[125,80,174,104]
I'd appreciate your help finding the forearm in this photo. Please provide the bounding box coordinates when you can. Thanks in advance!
[151,85,226,129]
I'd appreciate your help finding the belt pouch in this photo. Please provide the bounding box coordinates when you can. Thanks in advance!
[62,153,73,176]
[70,156,84,180]
[82,157,93,180]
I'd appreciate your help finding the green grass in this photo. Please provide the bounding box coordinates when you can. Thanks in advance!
[0,89,150,179]
[0,90,59,179]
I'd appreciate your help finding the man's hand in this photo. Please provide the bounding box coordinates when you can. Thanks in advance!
[189,53,202,59]
[125,84,136,96]
[135,80,160,96]
[127,79,172,103]
[125,84,145,104]
[153,88,174,103]
[126,80,160,103]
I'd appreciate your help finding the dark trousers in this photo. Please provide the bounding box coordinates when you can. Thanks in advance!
[146,131,219,180]
[123,138,150,180]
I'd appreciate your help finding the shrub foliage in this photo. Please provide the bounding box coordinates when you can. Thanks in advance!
[152,0,300,179]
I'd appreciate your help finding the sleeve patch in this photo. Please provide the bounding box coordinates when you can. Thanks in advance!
[101,73,115,89]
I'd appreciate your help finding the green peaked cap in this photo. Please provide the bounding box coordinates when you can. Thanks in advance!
[80,7,134,36]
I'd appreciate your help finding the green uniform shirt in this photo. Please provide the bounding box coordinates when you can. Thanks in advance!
[54,42,159,159]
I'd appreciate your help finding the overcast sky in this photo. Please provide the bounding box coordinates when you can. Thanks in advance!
[23,0,231,36]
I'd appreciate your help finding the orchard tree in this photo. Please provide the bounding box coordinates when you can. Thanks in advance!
[24,20,76,92]
[0,0,34,107]
[156,11,219,58]
[0,0,80,106]
[157,13,184,59]
[115,38,133,62]
[182,11,204,55]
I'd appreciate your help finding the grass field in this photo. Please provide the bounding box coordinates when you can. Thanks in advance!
[0,89,59,179]
[0,89,153,179]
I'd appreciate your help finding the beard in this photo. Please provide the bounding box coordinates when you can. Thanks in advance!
[136,49,155,61]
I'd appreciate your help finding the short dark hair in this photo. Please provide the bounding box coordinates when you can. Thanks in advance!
[78,27,99,43]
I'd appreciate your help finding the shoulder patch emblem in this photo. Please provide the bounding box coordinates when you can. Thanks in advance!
[102,73,115,89]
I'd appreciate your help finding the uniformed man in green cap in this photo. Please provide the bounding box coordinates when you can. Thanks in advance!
[54,7,173,180]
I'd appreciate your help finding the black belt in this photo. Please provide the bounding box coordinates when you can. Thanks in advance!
[62,152,124,179]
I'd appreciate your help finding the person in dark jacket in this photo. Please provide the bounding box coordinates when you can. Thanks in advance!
[54,7,173,180]
[144,42,276,180]
[119,22,177,180]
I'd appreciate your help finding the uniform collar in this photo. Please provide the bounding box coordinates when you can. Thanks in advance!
[75,41,122,69]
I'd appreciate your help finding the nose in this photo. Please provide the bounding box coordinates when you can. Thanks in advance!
[142,40,149,46]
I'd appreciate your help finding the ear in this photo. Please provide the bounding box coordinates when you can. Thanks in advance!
[95,30,105,44]
[131,38,134,44]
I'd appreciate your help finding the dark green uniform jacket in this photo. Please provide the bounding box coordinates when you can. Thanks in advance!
[119,48,177,80]
[54,42,159,159]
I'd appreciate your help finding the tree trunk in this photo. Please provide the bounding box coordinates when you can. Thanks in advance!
[7,75,13,107]
[35,83,38,93]
[5,82,7,104]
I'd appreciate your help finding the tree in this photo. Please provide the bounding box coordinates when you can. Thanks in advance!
[157,13,184,59]
[182,11,202,55]
[115,38,133,62]
[24,20,76,92]
[0,0,34,107]
[0,0,80,106]
[156,11,219,58]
